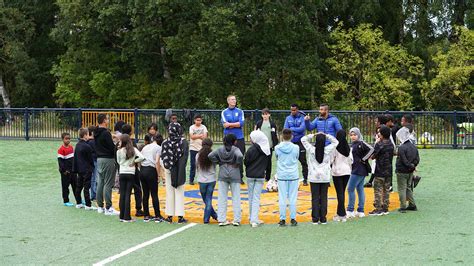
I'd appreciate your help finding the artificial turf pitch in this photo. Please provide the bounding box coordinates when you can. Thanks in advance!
[0,140,473,264]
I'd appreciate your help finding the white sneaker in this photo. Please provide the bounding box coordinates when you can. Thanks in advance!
[85,206,98,211]
[346,211,356,218]
[333,215,342,222]
[97,207,105,214]
[251,223,258,228]
[355,211,366,218]
[258,220,265,225]
[105,207,119,216]
[340,216,347,222]
[218,221,230,226]
[76,204,84,209]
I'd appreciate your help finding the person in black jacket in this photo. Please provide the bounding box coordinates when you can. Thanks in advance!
[94,114,119,215]
[254,108,279,181]
[369,126,394,216]
[244,130,270,227]
[396,126,420,212]
[73,128,95,210]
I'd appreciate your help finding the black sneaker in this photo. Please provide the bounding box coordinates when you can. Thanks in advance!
[312,219,319,224]
[135,210,145,217]
[369,210,383,216]
[241,180,245,185]
[143,216,152,222]
[303,180,308,186]
[153,216,165,223]
[398,208,407,213]
[178,217,188,224]
[389,186,393,192]
[364,182,373,188]
[290,219,298,226]
[164,216,173,223]
[189,181,195,185]
[278,220,286,227]
[406,205,418,211]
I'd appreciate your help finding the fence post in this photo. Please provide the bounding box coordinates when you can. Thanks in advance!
[24,107,29,141]
[78,108,82,130]
[453,110,458,149]
[134,108,139,144]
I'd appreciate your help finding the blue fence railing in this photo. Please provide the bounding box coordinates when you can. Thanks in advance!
[0,108,473,149]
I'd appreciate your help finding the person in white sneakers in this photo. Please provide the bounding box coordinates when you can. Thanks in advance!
[301,132,338,225]
[347,128,374,219]
[116,134,145,222]
[331,129,353,222]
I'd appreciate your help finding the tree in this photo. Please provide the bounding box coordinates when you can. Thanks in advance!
[323,24,425,110]
[425,26,473,111]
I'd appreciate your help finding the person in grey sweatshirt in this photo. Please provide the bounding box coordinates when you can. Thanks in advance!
[208,134,244,226]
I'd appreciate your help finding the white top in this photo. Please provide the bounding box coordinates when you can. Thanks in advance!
[331,149,353,176]
[116,147,145,174]
[141,142,162,168]
[301,134,339,183]
[189,124,208,151]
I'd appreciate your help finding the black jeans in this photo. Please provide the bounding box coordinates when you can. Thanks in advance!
[333,175,350,217]
[60,172,77,203]
[235,138,246,182]
[75,172,92,207]
[140,166,161,217]
[119,174,135,220]
[296,141,308,182]
[189,150,198,183]
[265,150,273,181]
[133,168,142,211]
[310,182,329,223]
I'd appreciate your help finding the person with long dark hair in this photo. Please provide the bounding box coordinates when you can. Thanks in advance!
[116,134,145,222]
[140,134,165,222]
[331,129,353,222]
[209,133,243,226]
[196,138,218,224]
[162,123,189,224]
[301,132,339,224]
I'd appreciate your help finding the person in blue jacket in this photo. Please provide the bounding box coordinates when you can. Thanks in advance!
[221,95,246,184]
[283,103,308,186]
[304,103,343,145]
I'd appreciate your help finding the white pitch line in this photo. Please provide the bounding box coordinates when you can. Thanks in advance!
[93,223,197,266]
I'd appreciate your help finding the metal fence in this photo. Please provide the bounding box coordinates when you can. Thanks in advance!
[0,108,473,149]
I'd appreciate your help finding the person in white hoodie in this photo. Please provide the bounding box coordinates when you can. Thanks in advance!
[116,134,145,222]
[301,132,338,224]
[331,129,353,222]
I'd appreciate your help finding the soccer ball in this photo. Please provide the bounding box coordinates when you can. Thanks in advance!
[266,175,278,192]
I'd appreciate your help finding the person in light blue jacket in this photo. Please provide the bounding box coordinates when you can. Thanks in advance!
[275,129,300,227]
[283,103,309,185]
[304,103,343,145]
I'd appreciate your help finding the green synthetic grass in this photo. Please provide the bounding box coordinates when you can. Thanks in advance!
[0,140,473,265]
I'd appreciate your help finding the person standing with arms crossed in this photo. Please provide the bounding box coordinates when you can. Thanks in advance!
[221,95,246,184]
[283,104,308,186]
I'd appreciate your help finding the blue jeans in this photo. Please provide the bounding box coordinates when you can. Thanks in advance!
[247,178,264,224]
[199,181,217,223]
[278,179,299,220]
[90,160,97,200]
[347,174,366,212]
[189,150,198,183]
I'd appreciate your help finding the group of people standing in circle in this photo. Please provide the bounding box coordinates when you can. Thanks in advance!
[57,94,420,227]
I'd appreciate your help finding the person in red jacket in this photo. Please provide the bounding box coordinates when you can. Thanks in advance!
[57,132,76,207]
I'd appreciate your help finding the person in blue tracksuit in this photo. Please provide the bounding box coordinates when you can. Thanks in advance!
[221,95,246,184]
[283,104,308,186]
[304,103,343,145]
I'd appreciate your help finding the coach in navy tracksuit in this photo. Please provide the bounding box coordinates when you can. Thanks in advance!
[283,104,308,185]
[304,103,343,145]
[221,95,246,184]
